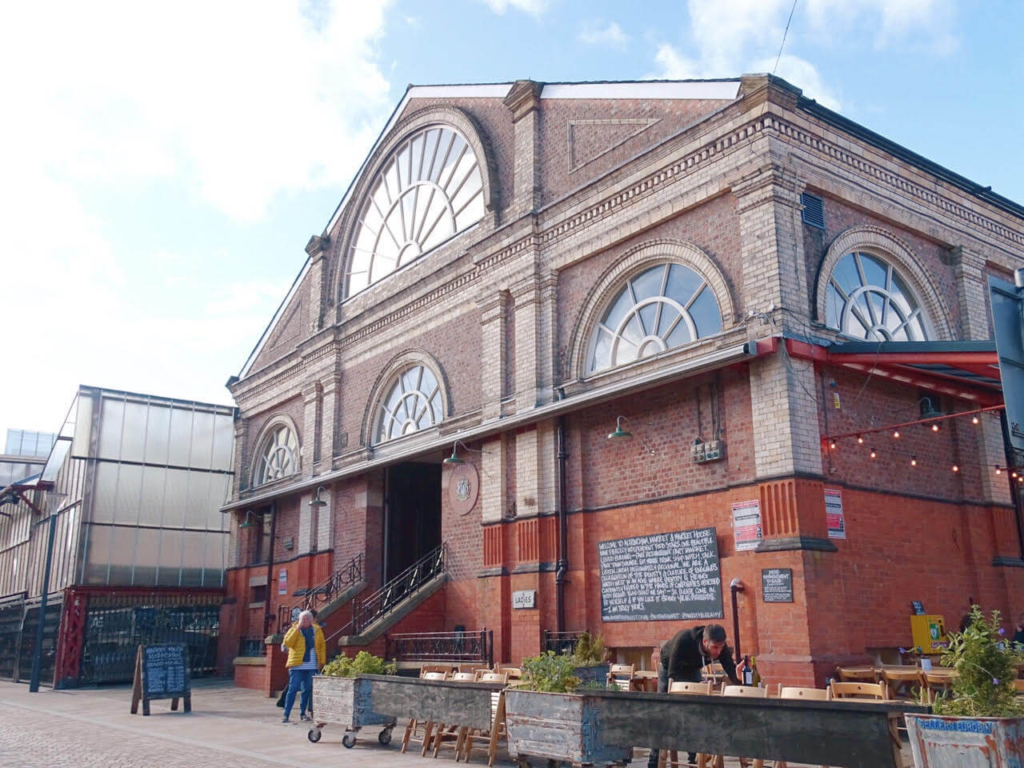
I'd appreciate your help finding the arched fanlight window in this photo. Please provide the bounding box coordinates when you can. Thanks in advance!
[346,126,484,297]
[253,424,299,486]
[587,263,723,374]
[824,252,930,341]
[375,364,444,444]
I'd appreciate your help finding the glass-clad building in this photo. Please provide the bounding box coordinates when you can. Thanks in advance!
[0,387,235,686]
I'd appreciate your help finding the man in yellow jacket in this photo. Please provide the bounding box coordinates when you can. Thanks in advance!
[282,610,326,723]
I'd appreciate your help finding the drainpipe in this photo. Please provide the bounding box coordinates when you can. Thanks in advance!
[730,579,745,660]
[264,501,277,637]
[555,416,569,634]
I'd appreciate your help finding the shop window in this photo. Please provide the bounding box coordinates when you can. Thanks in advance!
[374,364,444,444]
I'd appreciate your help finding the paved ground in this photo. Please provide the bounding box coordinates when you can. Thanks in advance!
[0,679,912,767]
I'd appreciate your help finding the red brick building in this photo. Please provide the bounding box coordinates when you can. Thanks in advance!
[221,76,1024,692]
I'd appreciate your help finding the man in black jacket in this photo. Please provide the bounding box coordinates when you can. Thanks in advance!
[647,624,746,768]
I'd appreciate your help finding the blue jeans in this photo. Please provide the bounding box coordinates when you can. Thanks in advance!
[284,667,314,719]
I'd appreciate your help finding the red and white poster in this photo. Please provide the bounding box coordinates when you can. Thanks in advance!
[825,488,846,539]
[732,499,762,551]
[278,568,288,595]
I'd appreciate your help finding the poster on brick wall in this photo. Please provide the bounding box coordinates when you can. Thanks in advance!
[731,500,762,551]
[825,488,846,539]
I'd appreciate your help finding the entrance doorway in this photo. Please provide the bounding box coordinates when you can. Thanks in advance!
[384,462,442,582]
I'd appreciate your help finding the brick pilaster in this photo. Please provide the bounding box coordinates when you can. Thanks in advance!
[478,292,508,421]
[504,80,543,216]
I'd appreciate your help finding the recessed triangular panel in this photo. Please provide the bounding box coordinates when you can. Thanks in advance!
[568,118,660,173]
[256,299,305,368]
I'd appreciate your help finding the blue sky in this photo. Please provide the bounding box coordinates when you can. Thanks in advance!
[1,0,1021,440]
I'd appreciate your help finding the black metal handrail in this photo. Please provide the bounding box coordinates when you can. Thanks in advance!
[277,553,363,634]
[386,629,492,666]
[543,630,582,656]
[329,543,446,641]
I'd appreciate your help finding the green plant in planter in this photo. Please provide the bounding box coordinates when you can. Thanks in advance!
[521,651,582,693]
[571,632,608,667]
[321,650,397,677]
[933,605,1024,718]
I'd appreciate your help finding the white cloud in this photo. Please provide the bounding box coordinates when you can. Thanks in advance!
[0,1,394,223]
[479,0,552,16]
[0,0,395,434]
[579,21,630,49]
[651,0,959,110]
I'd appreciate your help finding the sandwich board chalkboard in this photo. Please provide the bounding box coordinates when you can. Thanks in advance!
[599,527,723,622]
[130,643,191,715]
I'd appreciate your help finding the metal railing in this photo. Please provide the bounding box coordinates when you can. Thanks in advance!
[276,553,363,634]
[238,634,266,659]
[543,630,582,656]
[330,543,446,641]
[386,629,492,666]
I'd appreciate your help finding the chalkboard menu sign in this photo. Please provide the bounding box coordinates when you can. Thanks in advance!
[131,644,191,715]
[599,527,723,622]
[761,568,794,603]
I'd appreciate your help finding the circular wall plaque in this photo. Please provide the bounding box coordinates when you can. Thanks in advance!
[448,462,480,516]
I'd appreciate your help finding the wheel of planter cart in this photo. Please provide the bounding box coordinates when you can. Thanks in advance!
[342,733,357,748]
[379,727,393,745]
[307,728,322,743]
[516,759,531,768]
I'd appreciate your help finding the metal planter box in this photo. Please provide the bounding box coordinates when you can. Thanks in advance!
[364,674,504,730]
[574,663,611,687]
[906,714,1024,768]
[504,689,633,767]
[309,676,396,747]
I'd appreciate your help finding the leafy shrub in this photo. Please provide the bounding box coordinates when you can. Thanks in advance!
[571,632,608,667]
[521,651,581,693]
[934,606,1024,718]
[321,650,397,677]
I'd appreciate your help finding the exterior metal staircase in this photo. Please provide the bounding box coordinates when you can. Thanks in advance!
[328,543,447,647]
[276,553,365,634]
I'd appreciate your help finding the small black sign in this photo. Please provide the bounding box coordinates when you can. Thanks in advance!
[911,601,926,615]
[761,568,793,604]
[599,527,723,622]
[131,643,191,715]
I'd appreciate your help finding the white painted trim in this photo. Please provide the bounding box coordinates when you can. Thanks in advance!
[407,84,513,99]
[541,81,740,101]
[221,340,757,511]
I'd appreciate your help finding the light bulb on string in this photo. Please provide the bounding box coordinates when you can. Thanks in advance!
[829,440,837,450]
[931,423,940,432]
[996,466,1003,476]
[893,429,901,439]
[972,416,980,425]
[952,464,960,473]
[910,457,918,467]
[857,435,864,445]
[870,449,877,459]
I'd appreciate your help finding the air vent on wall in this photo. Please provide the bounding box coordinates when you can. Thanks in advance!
[801,192,825,229]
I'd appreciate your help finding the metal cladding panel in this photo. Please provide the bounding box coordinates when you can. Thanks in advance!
[990,276,1024,452]
[505,690,633,765]
[907,714,1024,768]
[366,675,498,731]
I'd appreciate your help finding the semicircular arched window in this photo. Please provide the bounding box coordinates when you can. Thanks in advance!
[375,364,444,444]
[346,126,485,297]
[253,424,299,486]
[587,262,723,374]
[824,252,930,341]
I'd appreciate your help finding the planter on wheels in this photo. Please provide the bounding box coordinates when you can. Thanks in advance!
[309,676,396,748]
[906,714,1024,768]
[574,664,611,688]
[504,688,632,768]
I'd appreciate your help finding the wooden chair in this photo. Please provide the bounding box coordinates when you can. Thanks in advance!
[495,665,522,681]
[607,664,635,691]
[880,667,924,700]
[658,680,714,768]
[702,662,727,690]
[835,665,878,683]
[402,671,448,755]
[922,671,957,703]
[774,688,831,768]
[1014,679,1024,696]
[463,672,510,766]
[432,673,478,759]
[830,681,886,700]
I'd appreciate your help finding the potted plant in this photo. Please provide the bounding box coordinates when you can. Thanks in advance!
[571,631,611,686]
[906,606,1024,767]
[310,651,397,747]
[504,651,632,768]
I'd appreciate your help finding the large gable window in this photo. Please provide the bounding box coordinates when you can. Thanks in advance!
[253,423,299,487]
[825,252,930,341]
[587,263,723,374]
[347,126,485,297]
[375,364,444,444]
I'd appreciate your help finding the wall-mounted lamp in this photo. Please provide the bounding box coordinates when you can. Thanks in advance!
[238,509,257,529]
[920,397,943,421]
[606,416,655,455]
[309,486,329,509]
[444,440,487,465]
